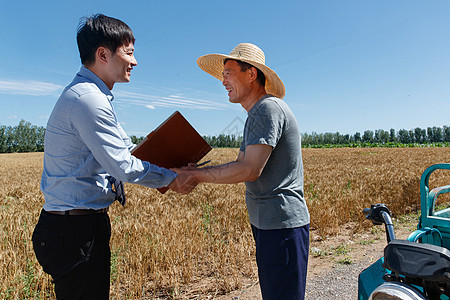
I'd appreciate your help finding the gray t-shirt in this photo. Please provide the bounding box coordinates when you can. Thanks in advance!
[240,95,310,230]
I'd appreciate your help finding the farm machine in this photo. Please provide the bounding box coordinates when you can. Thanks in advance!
[358,163,450,300]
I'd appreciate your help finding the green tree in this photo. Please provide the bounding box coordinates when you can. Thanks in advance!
[342,134,350,144]
[0,120,46,153]
[444,126,450,142]
[389,129,397,143]
[427,127,434,142]
[36,126,46,152]
[380,130,390,144]
[398,129,410,144]
[362,130,374,143]
[353,132,361,143]
[13,120,38,152]
[0,125,6,153]
[414,127,426,144]
[333,132,342,144]
[408,130,415,144]
[322,132,332,144]
[130,135,144,145]
[433,126,443,143]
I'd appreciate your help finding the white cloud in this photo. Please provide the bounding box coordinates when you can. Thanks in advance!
[0,80,64,96]
[114,90,233,111]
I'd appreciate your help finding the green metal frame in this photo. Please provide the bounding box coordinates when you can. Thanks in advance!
[408,163,450,249]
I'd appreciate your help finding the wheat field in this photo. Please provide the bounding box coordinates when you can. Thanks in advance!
[0,147,449,299]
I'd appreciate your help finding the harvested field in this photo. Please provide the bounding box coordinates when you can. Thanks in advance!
[0,147,449,299]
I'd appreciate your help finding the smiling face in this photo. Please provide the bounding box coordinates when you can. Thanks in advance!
[104,42,137,89]
[112,43,137,83]
[222,60,253,104]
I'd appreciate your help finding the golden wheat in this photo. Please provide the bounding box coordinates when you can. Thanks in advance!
[0,147,449,299]
[304,147,450,236]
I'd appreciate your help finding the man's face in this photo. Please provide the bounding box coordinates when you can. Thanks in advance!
[222,60,252,104]
[108,42,137,85]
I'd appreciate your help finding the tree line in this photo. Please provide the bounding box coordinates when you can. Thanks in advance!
[0,120,45,153]
[202,135,243,148]
[1,120,450,153]
[0,121,244,153]
[302,126,450,147]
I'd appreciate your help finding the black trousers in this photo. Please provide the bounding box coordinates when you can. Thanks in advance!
[32,210,111,300]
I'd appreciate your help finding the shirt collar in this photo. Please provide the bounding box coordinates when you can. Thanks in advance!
[78,66,114,101]
[248,94,274,114]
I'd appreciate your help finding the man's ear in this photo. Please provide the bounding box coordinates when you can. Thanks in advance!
[96,46,110,64]
[248,66,258,82]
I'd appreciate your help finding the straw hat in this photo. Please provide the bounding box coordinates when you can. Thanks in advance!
[197,43,285,99]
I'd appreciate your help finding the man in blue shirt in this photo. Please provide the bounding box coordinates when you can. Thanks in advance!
[32,14,186,299]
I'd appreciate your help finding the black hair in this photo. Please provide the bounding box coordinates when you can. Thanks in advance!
[77,14,135,66]
[224,58,266,87]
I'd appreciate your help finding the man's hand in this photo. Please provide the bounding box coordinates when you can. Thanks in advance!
[168,168,199,194]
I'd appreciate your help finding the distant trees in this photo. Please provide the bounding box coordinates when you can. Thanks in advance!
[203,134,242,148]
[130,135,144,145]
[302,125,450,147]
[1,121,450,152]
[0,120,46,153]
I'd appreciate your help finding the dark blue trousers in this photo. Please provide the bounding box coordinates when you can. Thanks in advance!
[251,224,309,300]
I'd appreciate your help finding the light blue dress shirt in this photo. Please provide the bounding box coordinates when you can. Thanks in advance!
[41,66,177,211]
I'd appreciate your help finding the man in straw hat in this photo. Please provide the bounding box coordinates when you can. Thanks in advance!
[172,43,310,299]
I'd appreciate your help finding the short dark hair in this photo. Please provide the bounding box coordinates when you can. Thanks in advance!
[224,59,266,87]
[77,14,135,66]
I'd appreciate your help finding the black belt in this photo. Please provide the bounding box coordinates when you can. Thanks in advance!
[44,207,109,216]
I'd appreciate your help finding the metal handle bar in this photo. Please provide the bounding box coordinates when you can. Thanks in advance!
[363,204,396,243]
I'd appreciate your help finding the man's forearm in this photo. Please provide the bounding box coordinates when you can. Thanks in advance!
[170,144,272,194]
[195,160,259,184]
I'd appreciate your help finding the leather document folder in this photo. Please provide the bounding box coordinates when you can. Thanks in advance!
[131,111,212,193]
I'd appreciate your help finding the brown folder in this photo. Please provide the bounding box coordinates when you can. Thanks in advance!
[131,111,212,193]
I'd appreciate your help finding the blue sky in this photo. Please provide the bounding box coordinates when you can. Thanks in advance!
[1,1,449,137]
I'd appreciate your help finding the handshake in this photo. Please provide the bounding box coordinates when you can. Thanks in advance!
[165,146,253,196]
[167,162,207,195]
